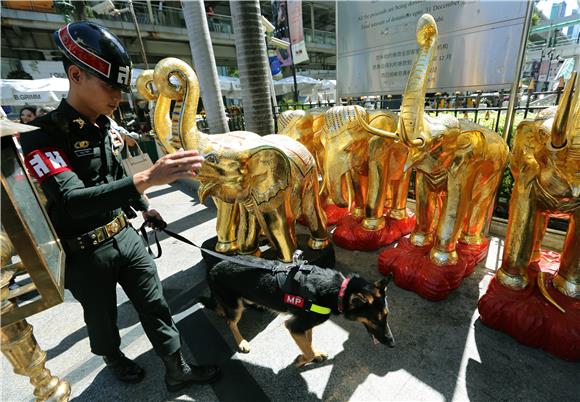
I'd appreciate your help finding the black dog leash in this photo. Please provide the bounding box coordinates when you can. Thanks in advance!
[138,216,280,269]
[139,216,333,315]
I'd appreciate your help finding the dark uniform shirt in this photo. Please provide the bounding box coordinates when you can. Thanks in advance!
[20,99,149,239]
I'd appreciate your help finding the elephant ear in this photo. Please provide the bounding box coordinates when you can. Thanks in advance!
[245,146,291,206]
[448,130,485,178]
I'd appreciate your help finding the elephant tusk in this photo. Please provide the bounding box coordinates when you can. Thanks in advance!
[198,182,216,205]
[353,106,399,140]
[319,173,327,197]
[550,72,576,148]
[537,272,566,314]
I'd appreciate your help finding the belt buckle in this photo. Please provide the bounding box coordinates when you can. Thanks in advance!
[108,219,120,236]
[96,228,105,244]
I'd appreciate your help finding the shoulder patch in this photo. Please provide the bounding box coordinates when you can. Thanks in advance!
[24,148,72,184]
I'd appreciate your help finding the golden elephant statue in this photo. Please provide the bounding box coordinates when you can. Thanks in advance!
[478,73,580,361]
[323,106,415,249]
[276,107,352,225]
[277,108,329,183]
[323,106,397,217]
[277,110,315,156]
[146,58,329,262]
[360,14,509,300]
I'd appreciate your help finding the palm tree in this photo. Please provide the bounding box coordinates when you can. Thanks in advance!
[181,0,229,134]
[229,0,274,135]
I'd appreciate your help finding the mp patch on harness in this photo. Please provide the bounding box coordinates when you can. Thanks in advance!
[284,293,305,308]
[24,148,72,183]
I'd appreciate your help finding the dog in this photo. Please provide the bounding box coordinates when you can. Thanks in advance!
[202,255,395,367]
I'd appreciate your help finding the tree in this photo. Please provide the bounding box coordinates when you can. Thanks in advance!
[181,0,229,134]
[229,0,274,135]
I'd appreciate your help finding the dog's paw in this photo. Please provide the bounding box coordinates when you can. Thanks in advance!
[293,354,310,367]
[313,351,328,362]
[237,340,251,353]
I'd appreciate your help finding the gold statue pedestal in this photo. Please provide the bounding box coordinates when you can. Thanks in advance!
[378,237,489,301]
[332,210,416,251]
[478,250,580,362]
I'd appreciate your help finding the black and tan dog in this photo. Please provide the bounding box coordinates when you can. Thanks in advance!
[202,255,395,367]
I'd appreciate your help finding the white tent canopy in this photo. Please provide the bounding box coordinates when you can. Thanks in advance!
[274,75,322,97]
[1,78,69,106]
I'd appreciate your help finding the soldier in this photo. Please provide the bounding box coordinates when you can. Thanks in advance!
[19,22,220,391]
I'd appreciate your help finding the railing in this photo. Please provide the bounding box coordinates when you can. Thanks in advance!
[95,2,334,44]
[528,36,580,51]
[303,28,336,46]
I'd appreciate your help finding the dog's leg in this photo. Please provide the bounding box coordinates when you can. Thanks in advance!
[306,329,328,364]
[286,320,327,367]
[227,305,251,353]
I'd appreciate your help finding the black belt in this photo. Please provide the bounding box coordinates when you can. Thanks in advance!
[64,213,128,253]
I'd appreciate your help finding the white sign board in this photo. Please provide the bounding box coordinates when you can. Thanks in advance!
[21,61,67,80]
[337,1,528,97]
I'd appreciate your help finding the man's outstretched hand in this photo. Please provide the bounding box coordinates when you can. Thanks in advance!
[133,150,204,194]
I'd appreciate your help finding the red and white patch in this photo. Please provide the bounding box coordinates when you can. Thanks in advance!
[284,293,305,308]
[24,148,72,184]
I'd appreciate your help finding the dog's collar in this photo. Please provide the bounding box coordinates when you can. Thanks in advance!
[337,275,351,313]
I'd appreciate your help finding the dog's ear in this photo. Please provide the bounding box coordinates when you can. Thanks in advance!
[374,274,392,295]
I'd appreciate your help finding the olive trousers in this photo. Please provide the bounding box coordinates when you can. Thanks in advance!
[65,226,181,357]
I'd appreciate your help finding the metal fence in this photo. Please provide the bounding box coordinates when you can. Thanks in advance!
[99,1,334,46]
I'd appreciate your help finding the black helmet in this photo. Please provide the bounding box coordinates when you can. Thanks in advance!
[54,21,132,92]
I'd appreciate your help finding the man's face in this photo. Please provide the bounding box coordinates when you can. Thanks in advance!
[76,69,122,117]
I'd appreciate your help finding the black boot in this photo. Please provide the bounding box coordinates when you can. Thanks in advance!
[161,349,221,392]
[103,351,145,383]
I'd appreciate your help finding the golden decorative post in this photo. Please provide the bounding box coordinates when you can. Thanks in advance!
[0,117,71,401]
[1,282,71,401]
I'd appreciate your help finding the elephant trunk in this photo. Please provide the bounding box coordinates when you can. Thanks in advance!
[551,72,578,148]
[136,69,176,154]
[399,14,438,148]
[153,57,203,152]
[325,167,350,208]
[136,70,156,101]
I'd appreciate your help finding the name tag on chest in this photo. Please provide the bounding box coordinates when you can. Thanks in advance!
[74,148,95,157]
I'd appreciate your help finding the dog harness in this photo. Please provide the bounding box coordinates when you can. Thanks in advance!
[139,225,337,315]
[277,262,331,315]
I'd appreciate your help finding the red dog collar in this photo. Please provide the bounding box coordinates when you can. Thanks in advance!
[337,276,351,313]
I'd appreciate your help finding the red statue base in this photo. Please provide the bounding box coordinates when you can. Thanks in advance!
[478,251,580,362]
[378,237,489,301]
[324,203,350,225]
[332,212,416,251]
